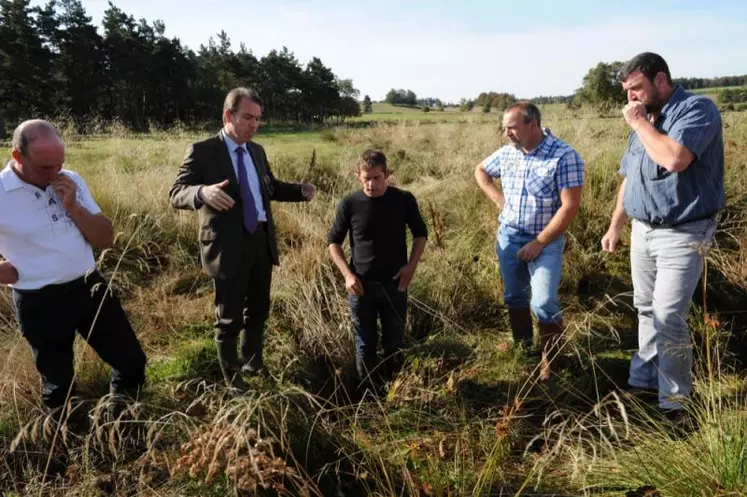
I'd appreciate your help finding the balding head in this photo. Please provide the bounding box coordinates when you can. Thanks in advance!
[502,101,544,152]
[10,120,66,188]
[504,101,542,129]
[12,120,63,158]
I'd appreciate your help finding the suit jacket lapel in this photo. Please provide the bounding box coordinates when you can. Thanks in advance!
[216,132,239,188]
[246,141,271,206]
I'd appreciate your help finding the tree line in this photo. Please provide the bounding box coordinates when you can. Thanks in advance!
[453,93,517,113]
[383,89,444,111]
[460,93,572,113]
[674,76,747,90]
[572,62,747,112]
[4,0,744,134]
[384,89,418,106]
[464,66,747,115]
[0,0,361,134]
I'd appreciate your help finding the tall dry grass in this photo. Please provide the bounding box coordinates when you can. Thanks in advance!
[1,111,746,495]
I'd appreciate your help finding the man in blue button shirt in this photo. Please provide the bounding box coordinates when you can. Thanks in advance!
[601,52,724,419]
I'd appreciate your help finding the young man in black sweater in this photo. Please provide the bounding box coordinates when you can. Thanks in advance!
[328,150,428,390]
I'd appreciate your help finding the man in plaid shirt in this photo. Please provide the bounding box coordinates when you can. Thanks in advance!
[475,102,584,382]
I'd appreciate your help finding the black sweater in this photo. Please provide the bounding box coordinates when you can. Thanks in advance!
[328,187,428,281]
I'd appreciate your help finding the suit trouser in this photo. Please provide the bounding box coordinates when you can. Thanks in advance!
[12,271,147,409]
[213,225,273,370]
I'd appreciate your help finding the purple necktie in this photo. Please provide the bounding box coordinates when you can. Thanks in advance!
[235,147,259,233]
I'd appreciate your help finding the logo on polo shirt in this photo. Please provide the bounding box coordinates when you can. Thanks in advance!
[40,187,78,233]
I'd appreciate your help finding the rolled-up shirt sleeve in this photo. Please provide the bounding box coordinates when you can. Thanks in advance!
[481,149,503,178]
[668,99,721,160]
[557,150,585,189]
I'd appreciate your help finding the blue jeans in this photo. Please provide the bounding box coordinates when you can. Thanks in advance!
[348,278,407,383]
[496,224,564,323]
[629,217,717,410]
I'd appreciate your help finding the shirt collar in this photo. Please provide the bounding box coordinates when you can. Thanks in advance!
[659,85,686,119]
[517,127,554,156]
[1,161,28,192]
[222,129,247,155]
[538,127,554,149]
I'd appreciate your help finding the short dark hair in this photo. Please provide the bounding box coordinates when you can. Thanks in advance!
[223,87,263,116]
[620,52,672,85]
[357,149,387,173]
[504,101,542,128]
[11,120,62,157]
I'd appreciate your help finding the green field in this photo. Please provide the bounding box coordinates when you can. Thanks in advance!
[692,85,747,94]
[349,102,490,122]
[349,102,573,125]
[691,85,747,103]
[2,110,747,496]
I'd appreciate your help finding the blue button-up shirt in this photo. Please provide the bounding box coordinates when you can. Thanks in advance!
[619,85,724,226]
[481,129,585,235]
[223,131,267,222]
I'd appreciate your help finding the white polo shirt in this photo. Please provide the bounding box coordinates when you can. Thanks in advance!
[0,163,101,290]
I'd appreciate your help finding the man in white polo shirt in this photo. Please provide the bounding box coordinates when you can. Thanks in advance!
[0,119,146,410]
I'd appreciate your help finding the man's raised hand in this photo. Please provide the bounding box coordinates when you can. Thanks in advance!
[199,179,235,211]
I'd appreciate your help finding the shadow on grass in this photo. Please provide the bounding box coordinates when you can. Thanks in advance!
[290,330,478,408]
[408,337,475,367]
[575,270,632,305]
[454,377,523,415]
[697,272,747,367]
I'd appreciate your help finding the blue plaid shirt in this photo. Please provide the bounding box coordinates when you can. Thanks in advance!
[481,129,585,235]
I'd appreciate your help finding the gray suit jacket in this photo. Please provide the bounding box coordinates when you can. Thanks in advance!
[169,132,306,279]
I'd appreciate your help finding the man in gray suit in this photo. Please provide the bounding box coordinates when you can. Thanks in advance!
[169,87,315,387]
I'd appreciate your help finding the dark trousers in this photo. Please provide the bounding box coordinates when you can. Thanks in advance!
[347,278,408,384]
[12,271,147,409]
[213,226,273,371]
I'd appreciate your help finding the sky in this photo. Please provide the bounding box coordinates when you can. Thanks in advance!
[40,0,747,102]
